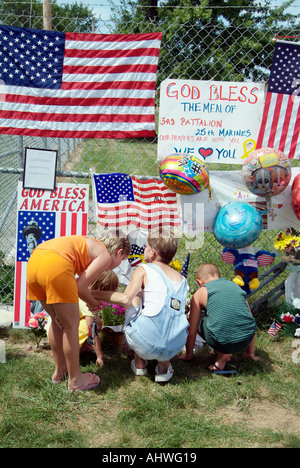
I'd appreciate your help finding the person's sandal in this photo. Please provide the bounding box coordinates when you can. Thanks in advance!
[155,364,174,383]
[68,373,100,392]
[130,359,148,376]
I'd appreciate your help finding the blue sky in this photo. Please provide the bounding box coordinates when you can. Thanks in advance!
[58,0,116,23]
[58,0,299,29]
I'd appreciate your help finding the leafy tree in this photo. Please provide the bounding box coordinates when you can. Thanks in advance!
[110,0,299,83]
[0,0,98,32]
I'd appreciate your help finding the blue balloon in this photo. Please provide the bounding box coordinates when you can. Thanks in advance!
[213,202,263,248]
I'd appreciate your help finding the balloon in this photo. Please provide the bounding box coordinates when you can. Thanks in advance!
[291,174,300,220]
[242,147,291,198]
[213,202,263,249]
[159,153,211,196]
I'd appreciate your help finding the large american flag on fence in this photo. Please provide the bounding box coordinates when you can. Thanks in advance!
[257,40,300,159]
[0,24,162,138]
[92,173,181,230]
[14,183,89,329]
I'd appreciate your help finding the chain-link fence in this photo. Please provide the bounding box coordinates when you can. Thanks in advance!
[0,2,299,311]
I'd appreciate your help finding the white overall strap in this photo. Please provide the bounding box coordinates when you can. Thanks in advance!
[145,263,175,294]
[146,263,187,296]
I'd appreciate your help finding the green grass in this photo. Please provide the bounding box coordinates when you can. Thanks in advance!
[2,138,300,448]
[1,325,300,448]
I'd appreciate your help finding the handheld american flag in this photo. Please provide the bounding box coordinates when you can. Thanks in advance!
[0,25,162,138]
[257,40,300,158]
[92,173,181,231]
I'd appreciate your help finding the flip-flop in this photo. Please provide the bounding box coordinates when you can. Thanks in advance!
[68,373,100,392]
[155,364,174,383]
[51,370,68,384]
[207,365,237,375]
[130,359,148,376]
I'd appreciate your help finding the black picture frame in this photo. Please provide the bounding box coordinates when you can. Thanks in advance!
[23,147,58,191]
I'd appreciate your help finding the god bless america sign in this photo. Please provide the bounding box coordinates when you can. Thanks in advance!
[14,182,89,328]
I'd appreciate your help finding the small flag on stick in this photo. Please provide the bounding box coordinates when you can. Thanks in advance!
[180,251,191,278]
[268,320,282,337]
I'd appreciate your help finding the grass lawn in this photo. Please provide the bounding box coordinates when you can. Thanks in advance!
[1,139,300,449]
[0,324,299,449]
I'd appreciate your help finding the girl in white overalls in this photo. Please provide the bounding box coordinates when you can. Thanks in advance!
[95,230,189,383]
[125,261,189,382]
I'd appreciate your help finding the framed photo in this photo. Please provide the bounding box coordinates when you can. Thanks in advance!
[23,147,58,191]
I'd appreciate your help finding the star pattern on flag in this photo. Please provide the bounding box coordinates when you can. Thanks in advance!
[94,173,135,204]
[128,244,145,266]
[17,211,55,261]
[0,25,64,89]
[268,42,300,95]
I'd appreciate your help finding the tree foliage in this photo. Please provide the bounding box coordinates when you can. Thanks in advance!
[110,0,299,83]
[0,0,98,32]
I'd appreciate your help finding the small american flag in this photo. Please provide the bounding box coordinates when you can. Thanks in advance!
[128,244,145,267]
[92,173,181,231]
[0,24,162,138]
[268,320,282,337]
[257,40,300,159]
[180,251,190,278]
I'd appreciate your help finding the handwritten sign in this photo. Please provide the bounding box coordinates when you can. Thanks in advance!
[157,79,265,164]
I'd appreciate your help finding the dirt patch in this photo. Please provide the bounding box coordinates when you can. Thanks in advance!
[217,402,299,434]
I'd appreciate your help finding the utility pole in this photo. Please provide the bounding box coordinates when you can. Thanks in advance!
[43,0,52,31]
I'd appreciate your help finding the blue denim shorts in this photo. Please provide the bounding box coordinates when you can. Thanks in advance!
[125,312,188,362]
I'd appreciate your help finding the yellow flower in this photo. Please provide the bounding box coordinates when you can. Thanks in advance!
[169,259,181,271]
[274,229,300,254]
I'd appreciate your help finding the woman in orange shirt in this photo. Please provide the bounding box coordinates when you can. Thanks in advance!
[27,231,130,392]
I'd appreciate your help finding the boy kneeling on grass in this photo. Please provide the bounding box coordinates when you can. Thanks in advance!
[179,263,260,374]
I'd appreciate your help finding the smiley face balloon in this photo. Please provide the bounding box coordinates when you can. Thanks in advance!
[159,153,211,196]
[242,147,291,198]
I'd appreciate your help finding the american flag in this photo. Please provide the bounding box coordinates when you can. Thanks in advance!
[0,24,162,138]
[268,320,282,337]
[257,40,300,158]
[128,244,145,267]
[14,183,89,329]
[93,173,181,230]
[180,251,190,278]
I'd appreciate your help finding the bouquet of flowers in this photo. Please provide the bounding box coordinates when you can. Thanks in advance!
[274,228,300,262]
[280,310,300,337]
[272,303,300,338]
[28,311,48,347]
[99,302,125,327]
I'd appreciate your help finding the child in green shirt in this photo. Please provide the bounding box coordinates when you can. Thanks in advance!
[180,263,259,374]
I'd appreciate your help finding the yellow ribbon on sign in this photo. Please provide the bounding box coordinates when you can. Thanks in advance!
[241,139,256,159]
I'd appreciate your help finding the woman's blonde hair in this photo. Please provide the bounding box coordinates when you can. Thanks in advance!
[147,228,178,264]
[97,229,131,257]
[90,270,119,292]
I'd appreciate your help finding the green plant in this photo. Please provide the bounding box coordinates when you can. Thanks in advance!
[99,303,125,327]
[28,311,48,347]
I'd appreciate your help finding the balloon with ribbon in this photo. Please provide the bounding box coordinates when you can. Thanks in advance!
[242,147,291,199]
[159,153,211,197]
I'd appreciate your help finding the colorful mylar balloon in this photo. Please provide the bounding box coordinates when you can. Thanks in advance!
[213,202,263,249]
[159,153,211,196]
[242,147,291,198]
